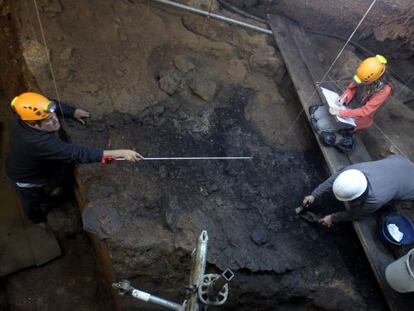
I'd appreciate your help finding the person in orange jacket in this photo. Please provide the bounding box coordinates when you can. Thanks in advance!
[312,55,393,132]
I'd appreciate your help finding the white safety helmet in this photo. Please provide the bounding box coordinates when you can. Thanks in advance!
[333,169,368,201]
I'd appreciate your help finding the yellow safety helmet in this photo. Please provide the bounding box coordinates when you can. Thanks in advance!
[11,92,56,121]
[353,55,387,84]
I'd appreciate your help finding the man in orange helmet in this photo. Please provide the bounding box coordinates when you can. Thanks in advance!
[6,92,142,226]
[311,55,393,134]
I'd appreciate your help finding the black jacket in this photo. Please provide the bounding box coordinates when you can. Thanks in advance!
[6,103,103,184]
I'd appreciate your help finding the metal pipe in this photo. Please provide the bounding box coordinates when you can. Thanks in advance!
[113,280,183,310]
[130,289,183,310]
[151,0,273,35]
[207,269,234,300]
[187,230,208,310]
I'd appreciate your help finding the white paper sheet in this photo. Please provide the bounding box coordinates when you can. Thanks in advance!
[320,87,356,127]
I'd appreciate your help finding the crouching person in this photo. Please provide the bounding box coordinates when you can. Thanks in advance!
[310,55,392,152]
[302,155,414,228]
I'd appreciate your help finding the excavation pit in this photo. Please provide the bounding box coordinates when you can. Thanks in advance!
[5,0,414,310]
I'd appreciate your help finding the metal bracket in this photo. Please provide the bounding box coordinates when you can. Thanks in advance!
[198,269,234,306]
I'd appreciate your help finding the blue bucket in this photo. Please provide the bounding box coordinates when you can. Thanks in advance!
[381,212,414,246]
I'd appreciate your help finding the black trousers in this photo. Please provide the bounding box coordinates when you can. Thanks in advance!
[14,186,48,224]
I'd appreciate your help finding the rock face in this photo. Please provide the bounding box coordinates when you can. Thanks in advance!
[228,0,414,59]
[21,40,49,73]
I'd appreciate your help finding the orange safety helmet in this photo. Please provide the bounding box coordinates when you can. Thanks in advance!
[353,55,387,84]
[11,92,56,121]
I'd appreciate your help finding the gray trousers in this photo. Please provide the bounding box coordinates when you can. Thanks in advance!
[312,105,355,132]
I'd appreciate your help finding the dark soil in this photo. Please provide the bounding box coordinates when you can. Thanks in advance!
[71,84,386,310]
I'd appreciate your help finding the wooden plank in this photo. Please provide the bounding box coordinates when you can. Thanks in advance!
[268,14,414,311]
[266,14,348,173]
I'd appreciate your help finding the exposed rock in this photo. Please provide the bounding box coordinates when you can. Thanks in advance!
[249,51,285,80]
[174,55,195,73]
[39,0,63,14]
[21,40,49,72]
[226,59,247,80]
[82,82,100,94]
[250,227,268,245]
[59,47,73,61]
[1,3,10,16]
[56,67,70,80]
[266,0,414,59]
[190,77,217,101]
[82,204,124,240]
[47,203,81,234]
[244,90,290,148]
[159,70,182,95]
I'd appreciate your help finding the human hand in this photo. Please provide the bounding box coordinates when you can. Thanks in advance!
[302,195,315,207]
[118,150,144,162]
[319,215,333,228]
[329,106,341,116]
[73,109,90,125]
[335,96,345,106]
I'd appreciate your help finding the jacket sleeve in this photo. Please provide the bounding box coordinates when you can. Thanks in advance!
[339,84,392,119]
[311,170,342,199]
[331,199,382,223]
[52,100,76,118]
[35,134,103,163]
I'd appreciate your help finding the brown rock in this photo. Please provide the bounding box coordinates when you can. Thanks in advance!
[174,55,195,73]
[226,59,247,80]
[21,40,49,72]
[56,67,70,80]
[39,0,63,13]
[159,70,181,95]
[59,47,73,61]
[190,77,217,102]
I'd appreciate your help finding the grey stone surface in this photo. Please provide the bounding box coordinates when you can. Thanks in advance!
[190,77,217,102]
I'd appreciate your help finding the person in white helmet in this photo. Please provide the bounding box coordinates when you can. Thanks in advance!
[302,155,414,227]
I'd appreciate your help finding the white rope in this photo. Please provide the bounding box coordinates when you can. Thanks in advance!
[33,0,65,123]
